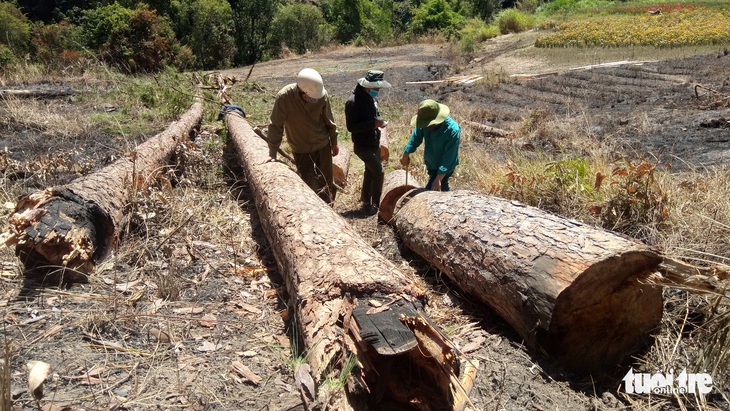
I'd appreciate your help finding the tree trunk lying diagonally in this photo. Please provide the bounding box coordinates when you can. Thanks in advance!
[2,102,203,278]
[394,189,664,372]
[226,114,464,411]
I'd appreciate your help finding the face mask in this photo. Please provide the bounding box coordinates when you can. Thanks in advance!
[368,90,379,98]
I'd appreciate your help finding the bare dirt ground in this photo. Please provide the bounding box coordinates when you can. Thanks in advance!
[1,31,729,411]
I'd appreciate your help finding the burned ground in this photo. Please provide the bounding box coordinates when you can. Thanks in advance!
[1,33,729,411]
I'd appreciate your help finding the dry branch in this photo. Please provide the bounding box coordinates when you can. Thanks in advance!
[394,189,664,372]
[225,114,464,410]
[2,102,203,278]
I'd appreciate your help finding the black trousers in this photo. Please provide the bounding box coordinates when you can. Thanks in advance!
[354,145,384,207]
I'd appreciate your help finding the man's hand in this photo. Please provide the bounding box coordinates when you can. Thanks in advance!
[375,119,388,128]
[331,144,339,156]
[400,152,410,167]
[262,157,277,164]
[432,174,445,191]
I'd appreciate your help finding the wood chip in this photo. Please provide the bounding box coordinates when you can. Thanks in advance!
[230,360,261,385]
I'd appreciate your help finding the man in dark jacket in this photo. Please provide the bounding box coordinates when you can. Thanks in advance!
[344,70,391,214]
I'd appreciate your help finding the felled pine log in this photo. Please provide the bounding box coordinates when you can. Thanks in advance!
[2,102,203,279]
[393,189,664,372]
[462,120,511,138]
[226,114,465,411]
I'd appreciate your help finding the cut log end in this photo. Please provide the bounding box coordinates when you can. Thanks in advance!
[7,188,115,280]
[350,296,460,410]
[544,250,663,372]
[378,170,422,224]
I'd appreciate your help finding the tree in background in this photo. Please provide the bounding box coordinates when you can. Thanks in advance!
[30,21,84,70]
[409,0,465,37]
[170,0,236,70]
[269,3,331,56]
[470,0,502,21]
[324,0,394,45]
[79,3,183,73]
[233,0,280,65]
[0,1,31,68]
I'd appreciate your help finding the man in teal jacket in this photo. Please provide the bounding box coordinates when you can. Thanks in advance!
[400,99,461,191]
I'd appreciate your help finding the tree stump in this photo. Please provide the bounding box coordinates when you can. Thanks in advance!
[2,102,203,279]
[394,189,664,372]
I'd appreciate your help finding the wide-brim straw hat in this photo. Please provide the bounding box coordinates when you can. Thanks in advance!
[410,99,450,128]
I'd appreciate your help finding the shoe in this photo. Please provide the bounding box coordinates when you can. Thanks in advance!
[360,203,378,216]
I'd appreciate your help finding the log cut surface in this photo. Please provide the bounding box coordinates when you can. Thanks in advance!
[378,169,421,224]
[394,189,664,372]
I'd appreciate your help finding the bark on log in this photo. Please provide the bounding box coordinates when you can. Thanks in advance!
[225,114,462,410]
[2,102,203,278]
[379,127,389,162]
[332,144,351,188]
[378,169,422,224]
[393,189,664,372]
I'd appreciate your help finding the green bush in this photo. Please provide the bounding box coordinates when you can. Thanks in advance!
[31,21,85,69]
[79,4,182,73]
[495,8,536,34]
[171,0,236,70]
[269,4,332,55]
[458,18,500,52]
[0,44,16,69]
[409,0,465,38]
[0,2,31,54]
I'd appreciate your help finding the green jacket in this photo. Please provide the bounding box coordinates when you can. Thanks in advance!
[404,117,461,175]
[268,83,338,158]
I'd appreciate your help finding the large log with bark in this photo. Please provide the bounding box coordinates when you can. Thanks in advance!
[226,114,465,410]
[2,102,203,278]
[394,189,664,372]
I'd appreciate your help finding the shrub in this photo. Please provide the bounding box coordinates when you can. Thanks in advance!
[409,0,465,38]
[170,0,236,70]
[0,2,31,54]
[269,3,332,56]
[0,44,16,69]
[79,4,182,73]
[31,21,84,69]
[458,18,500,52]
[495,8,536,34]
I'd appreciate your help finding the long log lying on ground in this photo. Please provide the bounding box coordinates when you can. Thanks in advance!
[463,120,511,138]
[378,169,421,223]
[394,189,664,372]
[2,102,203,278]
[226,114,465,410]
